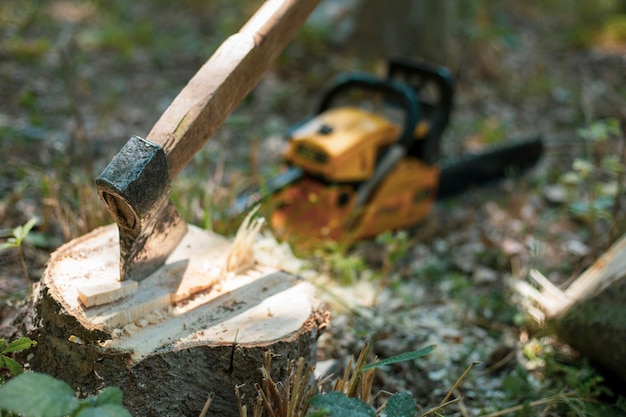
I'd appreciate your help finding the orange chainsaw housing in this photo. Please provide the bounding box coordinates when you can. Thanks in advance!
[235,60,540,246]
[269,107,440,244]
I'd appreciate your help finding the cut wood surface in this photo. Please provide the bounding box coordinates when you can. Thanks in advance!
[27,224,328,416]
[516,233,626,381]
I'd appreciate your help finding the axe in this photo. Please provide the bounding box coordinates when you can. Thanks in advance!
[95,0,320,282]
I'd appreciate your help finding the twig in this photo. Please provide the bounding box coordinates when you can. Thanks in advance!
[482,348,517,374]
[441,360,480,404]
[198,393,213,417]
[421,397,461,416]
[455,389,470,417]
[421,361,480,416]
[17,245,32,293]
[481,392,576,417]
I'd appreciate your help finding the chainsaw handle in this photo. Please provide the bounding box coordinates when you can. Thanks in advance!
[316,73,421,150]
[387,58,454,162]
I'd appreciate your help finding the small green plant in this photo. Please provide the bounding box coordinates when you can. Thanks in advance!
[0,338,131,417]
[317,242,370,285]
[473,116,508,146]
[307,343,481,417]
[309,392,381,417]
[596,14,626,50]
[0,218,37,291]
[0,337,37,382]
[483,337,626,417]
[558,118,625,252]
[376,230,410,272]
[239,343,441,417]
[0,372,131,417]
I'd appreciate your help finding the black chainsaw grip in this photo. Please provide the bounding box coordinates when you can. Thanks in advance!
[317,73,420,150]
[387,58,455,163]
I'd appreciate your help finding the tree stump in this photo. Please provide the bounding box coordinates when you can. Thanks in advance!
[25,224,328,417]
[516,233,626,381]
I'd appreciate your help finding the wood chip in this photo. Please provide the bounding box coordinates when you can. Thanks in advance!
[77,280,138,307]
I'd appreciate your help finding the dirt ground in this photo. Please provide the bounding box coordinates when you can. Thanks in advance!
[2,1,626,415]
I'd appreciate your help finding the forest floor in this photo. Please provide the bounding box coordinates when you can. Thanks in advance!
[2,0,626,416]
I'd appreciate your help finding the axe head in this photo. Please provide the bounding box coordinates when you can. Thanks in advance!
[96,136,187,281]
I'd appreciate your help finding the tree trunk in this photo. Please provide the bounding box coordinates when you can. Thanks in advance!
[349,0,458,67]
[23,224,328,417]
[516,234,626,381]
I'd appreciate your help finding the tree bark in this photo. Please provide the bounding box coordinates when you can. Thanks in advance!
[22,224,328,417]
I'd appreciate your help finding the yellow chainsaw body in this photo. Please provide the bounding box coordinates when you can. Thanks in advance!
[270,107,440,244]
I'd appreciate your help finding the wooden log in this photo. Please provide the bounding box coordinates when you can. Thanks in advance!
[516,234,626,381]
[25,224,329,417]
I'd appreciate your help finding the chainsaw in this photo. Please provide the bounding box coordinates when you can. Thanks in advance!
[232,58,543,245]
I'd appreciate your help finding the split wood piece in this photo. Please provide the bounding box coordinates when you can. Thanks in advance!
[77,280,138,308]
[516,233,626,381]
[27,224,329,417]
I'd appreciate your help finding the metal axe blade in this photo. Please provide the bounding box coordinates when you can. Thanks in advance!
[96,136,187,281]
[96,0,320,283]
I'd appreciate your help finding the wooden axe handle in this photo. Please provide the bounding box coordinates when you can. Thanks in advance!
[147,0,320,179]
